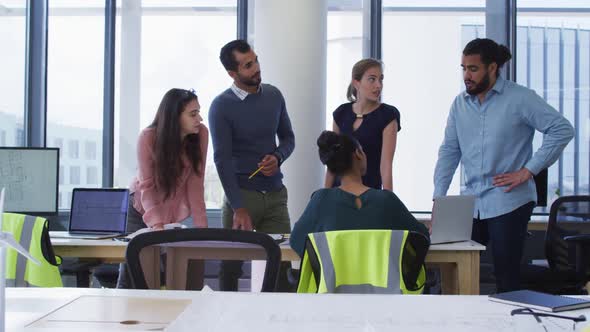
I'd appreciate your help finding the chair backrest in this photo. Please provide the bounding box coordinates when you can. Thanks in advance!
[545,195,590,277]
[126,228,282,291]
[297,229,429,294]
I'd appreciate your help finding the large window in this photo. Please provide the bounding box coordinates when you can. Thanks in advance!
[114,0,237,209]
[517,1,590,208]
[0,0,26,147]
[382,0,485,211]
[326,1,363,128]
[46,1,105,210]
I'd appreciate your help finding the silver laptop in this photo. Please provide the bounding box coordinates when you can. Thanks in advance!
[52,188,129,239]
[430,195,476,244]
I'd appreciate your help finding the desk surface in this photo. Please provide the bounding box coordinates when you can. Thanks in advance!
[50,236,485,263]
[50,236,485,253]
[50,236,485,295]
[7,288,590,332]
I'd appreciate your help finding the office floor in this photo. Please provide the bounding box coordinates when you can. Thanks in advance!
[61,263,498,295]
[61,260,254,291]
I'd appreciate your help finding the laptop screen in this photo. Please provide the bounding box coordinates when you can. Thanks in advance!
[69,189,129,233]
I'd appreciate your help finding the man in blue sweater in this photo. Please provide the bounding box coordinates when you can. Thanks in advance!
[209,39,295,291]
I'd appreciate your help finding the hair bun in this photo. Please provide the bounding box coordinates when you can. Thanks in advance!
[496,44,512,65]
[317,131,341,165]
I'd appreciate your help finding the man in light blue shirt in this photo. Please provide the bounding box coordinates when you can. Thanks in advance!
[433,38,574,293]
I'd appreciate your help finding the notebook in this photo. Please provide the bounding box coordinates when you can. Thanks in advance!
[430,195,475,244]
[52,188,129,239]
[489,290,590,312]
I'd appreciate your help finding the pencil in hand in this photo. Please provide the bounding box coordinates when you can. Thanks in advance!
[248,165,264,180]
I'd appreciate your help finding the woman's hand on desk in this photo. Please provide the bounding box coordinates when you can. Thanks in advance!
[421,221,433,235]
[151,224,164,231]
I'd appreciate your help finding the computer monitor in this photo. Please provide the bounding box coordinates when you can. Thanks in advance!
[0,147,59,215]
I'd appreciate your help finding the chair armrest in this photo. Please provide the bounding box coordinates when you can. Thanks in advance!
[564,234,590,276]
[564,234,590,245]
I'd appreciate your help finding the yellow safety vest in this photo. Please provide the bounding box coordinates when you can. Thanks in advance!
[3,213,62,287]
[297,229,428,294]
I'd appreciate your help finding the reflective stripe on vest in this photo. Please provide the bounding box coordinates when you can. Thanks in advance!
[13,215,36,287]
[4,213,61,288]
[312,230,404,294]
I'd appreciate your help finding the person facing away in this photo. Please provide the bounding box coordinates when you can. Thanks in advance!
[433,38,574,293]
[325,58,400,191]
[291,131,428,257]
[209,39,295,291]
[117,88,209,288]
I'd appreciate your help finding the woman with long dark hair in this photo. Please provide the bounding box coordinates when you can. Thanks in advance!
[117,88,208,288]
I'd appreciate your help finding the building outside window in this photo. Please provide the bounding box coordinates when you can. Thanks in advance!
[85,140,97,160]
[59,165,64,185]
[0,0,26,148]
[68,140,79,159]
[46,1,105,208]
[381,0,485,211]
[114,0,237,209]
[86,166,98,185]
[325,1,363,129]
[15,128,24,146]
[54,137,64,157]
[70,166,80,185]
[516,1,590,210]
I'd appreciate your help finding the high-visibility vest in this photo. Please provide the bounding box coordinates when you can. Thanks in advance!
[2,213,62,287]
[297,229,428,294]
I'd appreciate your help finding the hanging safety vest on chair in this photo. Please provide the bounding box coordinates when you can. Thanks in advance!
[297,229,429,294]
[3,213,62,287]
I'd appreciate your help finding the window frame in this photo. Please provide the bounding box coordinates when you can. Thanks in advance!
[20,0,588,217]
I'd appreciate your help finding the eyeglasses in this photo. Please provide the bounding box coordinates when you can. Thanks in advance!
[510,307,586,331]
[185,88,196,96]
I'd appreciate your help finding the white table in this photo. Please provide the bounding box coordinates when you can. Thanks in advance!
[50,235,485,295]
[7,288,590,332]
[415,214,552,232]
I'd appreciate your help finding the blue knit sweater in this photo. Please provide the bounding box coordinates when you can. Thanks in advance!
[209,84,295,209]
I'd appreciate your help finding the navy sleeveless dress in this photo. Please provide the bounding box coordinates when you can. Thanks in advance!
[333,102,401,189]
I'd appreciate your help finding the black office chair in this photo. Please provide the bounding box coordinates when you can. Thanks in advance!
[522,195,590,294]
[126,228,282,292]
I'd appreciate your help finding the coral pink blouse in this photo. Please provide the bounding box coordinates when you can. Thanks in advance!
[129,125,208,228]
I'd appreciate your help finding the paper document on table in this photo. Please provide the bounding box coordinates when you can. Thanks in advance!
[28,295,191,329]
[167,292,545,332]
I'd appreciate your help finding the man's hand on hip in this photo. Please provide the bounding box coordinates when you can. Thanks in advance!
[258,154,279,176]
[233,208,253,231]
[493,168,533,192]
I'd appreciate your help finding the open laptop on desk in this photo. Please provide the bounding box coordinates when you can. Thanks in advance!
[430,195,476,244]
[52,188,129,239]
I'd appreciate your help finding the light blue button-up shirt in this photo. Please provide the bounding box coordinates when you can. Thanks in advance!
[433,76,574,219]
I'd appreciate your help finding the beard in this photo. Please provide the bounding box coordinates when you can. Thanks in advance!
[237,71,261,87]
[465,71,491,96]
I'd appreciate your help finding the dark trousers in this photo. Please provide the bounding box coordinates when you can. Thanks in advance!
[116,194,146,289]
[471,201,535,293]
[219,187,291,292]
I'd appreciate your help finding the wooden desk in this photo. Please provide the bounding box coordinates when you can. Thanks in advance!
[7,288,590,332]
[528,216,550,231]
[51,235,484,295]
[416,214,552,232]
